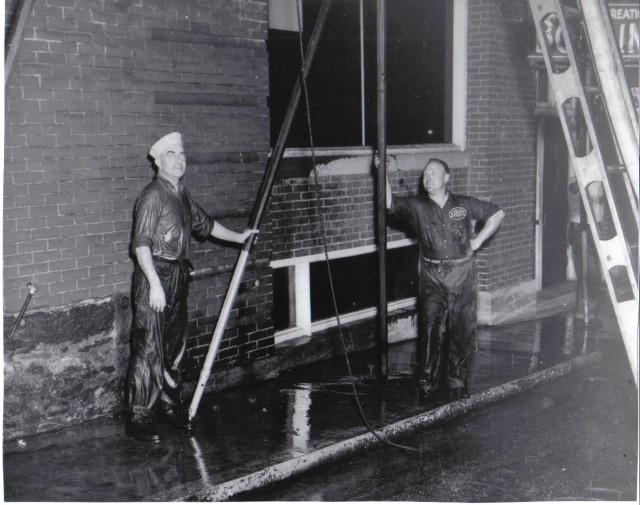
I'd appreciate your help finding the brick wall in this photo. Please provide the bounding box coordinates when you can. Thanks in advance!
[4,0,541,437]
[4,0,272,436]
[271,155,469,263]
[271,172,375,260]
[270,0,538,300]
[466,0,538,290]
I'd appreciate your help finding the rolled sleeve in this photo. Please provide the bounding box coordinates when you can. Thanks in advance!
[131,187,162,252]
[184,188,215,239]
[389,196,421,236]
[389,196,412,222]
[463,195,500,222]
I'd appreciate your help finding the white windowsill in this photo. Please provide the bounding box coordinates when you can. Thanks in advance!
[274,297,417,345]
[277,144,465,159]
[270,238,417,268]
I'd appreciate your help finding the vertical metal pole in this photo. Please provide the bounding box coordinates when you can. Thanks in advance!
[579,201,590,323]
[376,0,388,381]
[188,0,333,420]
[581,224,590,323]
[360,0,366,146]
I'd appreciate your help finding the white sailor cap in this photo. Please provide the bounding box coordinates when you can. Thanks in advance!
[149,132,183,160]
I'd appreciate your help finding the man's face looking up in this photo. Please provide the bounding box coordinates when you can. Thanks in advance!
[158,148,186,182]
[422,161,449,194]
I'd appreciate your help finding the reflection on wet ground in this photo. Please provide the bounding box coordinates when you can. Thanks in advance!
[3,300,635,502]
[243,342,638,502]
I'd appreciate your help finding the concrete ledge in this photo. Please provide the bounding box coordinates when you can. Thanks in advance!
[154,350,601,502]
[275,150,470,179]
[478,278,537,325]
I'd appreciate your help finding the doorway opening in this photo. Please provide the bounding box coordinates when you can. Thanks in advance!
[540,117,569,289]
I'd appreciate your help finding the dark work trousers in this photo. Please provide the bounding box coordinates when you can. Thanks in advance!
[417,256,477,392]
[127,257,190,421]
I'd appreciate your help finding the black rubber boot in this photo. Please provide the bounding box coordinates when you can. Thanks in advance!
[159,409,192,431]
[126,418,162,443]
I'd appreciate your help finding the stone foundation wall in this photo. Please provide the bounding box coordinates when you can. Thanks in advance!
[4,295,131,440]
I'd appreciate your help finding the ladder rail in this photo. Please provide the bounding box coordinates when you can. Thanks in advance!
[580,0,639,197]
[528,0,638,385]
[552,7,637,295]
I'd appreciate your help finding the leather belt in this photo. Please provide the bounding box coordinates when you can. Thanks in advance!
[153,256,194,271]
[422,255,471,264]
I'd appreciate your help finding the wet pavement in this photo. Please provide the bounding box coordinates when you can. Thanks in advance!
[241,348,637,502]
[3,292,637,501]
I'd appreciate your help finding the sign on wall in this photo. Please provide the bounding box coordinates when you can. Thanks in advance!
[608,2,639,60]
[532,1,638,109]
[534,1,638,63]
[608,2,638,110]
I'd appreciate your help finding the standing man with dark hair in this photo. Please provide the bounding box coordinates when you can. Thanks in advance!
[127,132,257,443]
[375,156,505,401]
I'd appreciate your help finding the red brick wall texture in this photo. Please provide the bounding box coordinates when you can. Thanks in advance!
[466,0,538,290]
[4,0,272,373]
[270,1,538,294]
[5,0,537,376]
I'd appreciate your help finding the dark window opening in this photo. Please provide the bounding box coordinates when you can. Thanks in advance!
[311,245,418,322]
[272,266,293,331]
[267,0,453,149]
[272,245,419,332]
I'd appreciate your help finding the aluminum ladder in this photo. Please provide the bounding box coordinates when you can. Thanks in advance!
[528,0,638,385]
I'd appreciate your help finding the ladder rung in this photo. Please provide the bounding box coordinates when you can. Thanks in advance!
[562,6,582,18]
[584,86,602,95]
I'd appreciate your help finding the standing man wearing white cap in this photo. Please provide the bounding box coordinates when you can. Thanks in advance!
[126,132,257,443]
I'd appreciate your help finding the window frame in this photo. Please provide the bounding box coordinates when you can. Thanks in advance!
[278,0,468,160]
[271,239,419,344]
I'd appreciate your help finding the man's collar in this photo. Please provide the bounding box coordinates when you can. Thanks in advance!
[428,190,450,207]
[156,175,182,192]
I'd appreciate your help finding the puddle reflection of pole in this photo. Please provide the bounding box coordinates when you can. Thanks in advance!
[563,315,575,356]
[527,321,542,374]
[287,384,312,456]
[189,436,213,487]
[566,314,590,355]
[580,320,589,355]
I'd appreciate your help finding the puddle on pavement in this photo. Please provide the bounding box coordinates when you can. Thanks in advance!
[3,312,610,501]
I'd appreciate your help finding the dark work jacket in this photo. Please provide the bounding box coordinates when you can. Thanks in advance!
[131,176,215,260]
[389,192,500,260]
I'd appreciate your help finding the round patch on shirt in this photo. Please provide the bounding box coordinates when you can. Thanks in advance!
[449,207,466,220]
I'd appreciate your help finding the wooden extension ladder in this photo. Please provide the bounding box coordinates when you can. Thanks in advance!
[528,0,638,385]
